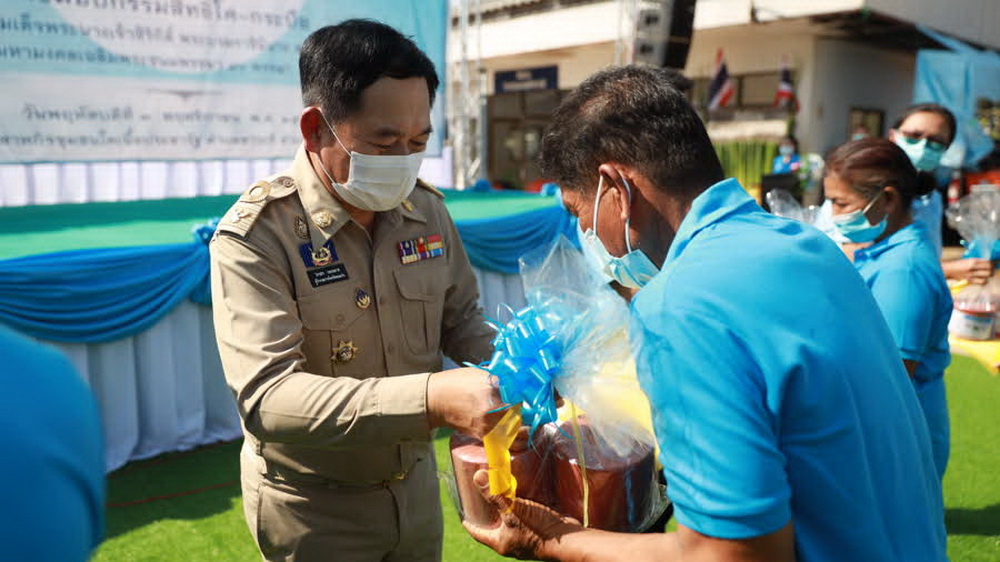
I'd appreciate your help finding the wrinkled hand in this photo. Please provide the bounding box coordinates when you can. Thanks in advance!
[463,470,582,560]
[427,367,505,439]
[944,258,993,285]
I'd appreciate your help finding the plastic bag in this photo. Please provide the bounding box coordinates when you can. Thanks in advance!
[765,188,819,225]
[946,191,1000,339]
[442,236,666,532]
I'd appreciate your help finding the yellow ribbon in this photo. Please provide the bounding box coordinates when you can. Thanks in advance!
[568,402,590,528]
[482,408,522,506]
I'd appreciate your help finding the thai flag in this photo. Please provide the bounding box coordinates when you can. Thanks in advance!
[708,49,735,110]
[774,61,798,111]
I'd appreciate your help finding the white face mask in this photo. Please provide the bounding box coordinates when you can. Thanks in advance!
[579,176,660,290]
[317,112,424,212]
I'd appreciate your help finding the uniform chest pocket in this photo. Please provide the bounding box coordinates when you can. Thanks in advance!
[296,289,378,378]
[393,267,446,356]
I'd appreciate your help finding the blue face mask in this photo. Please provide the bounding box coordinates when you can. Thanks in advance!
[831,190,887,243]
[893,135,946,172]
[779,145,794,157]
[580,176,660,289]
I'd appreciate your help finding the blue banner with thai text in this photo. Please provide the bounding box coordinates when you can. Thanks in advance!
[0,0,447,162]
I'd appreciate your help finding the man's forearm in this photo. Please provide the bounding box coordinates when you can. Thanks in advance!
[540,528,681,562]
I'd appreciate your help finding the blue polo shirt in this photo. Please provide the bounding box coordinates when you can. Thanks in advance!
[0,325,105,561]
[630,179,946,561]
[853,222,952,479]
[854,222,951,384]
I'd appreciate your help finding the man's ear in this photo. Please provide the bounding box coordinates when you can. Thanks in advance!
[597,163,632,222]
[300,107,327,153]
[887,129,898,143]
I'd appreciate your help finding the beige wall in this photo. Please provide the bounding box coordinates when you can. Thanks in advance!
[810,38,915,153]
[481,42,616,95]
[687,24,820,150]
[686,24,916,156]
[869,0,1000,50]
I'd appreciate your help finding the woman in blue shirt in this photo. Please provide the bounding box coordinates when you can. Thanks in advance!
[824,137,952,479]
[771,135,801,174]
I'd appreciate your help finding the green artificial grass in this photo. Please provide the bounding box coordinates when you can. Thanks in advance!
[0,190,558,260]
[94,356,1000,561]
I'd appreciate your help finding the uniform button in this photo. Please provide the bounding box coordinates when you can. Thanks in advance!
[378,296,385,306]
[335,313,345,326]
[387,343,396,354]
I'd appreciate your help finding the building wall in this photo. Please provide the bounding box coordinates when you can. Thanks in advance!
[694,0,862,29]
[868,0,1000,50]
[695,0,1000,51]
[481,42,616,95]
[447,0,618,62]
[811,38,915,154]
[686,25,820,149]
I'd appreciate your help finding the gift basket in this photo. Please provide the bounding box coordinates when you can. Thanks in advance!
[442,236,667,532]
[946,190,1000,339]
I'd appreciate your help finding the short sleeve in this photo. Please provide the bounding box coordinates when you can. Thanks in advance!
[868,266,935,362]
[631,306,791,539]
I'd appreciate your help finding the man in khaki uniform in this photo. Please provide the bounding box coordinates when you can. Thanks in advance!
[210,20,501,561]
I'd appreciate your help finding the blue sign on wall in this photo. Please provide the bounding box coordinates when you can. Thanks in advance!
[495,66,558,94]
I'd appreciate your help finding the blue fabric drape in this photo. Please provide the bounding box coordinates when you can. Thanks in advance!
[458,205,578,274]
[0,207,576,343]
[914,25,1000,168]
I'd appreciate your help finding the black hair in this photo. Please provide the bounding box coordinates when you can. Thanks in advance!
[299,19,439,123]
[825,138,931,207]
[893,103,957,146]
[538,65,724,194]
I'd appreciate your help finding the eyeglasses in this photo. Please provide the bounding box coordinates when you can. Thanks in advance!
[898,130,948,152]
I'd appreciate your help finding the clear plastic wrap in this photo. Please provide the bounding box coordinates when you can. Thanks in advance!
[765,188,819,225]
[442,236,666,532]
[946,191,1000,339]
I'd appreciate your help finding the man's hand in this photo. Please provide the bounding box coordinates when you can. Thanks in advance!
[427,367,505,439]
[942,257,992,285]
[463,469,582,560]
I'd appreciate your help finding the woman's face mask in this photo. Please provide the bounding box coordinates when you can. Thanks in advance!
[579,176,660,289]
[317,111,424,212]
[779,144,795,157]
[893,133,946,172]
[831,190,887,243]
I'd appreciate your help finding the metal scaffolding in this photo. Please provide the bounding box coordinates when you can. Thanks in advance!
[447,0,485,190]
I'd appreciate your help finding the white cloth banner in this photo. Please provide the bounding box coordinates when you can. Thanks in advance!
[0,150,454,206]
[47,269,524,473]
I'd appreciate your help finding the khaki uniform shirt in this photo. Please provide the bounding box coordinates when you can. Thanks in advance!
[210,145,494,484]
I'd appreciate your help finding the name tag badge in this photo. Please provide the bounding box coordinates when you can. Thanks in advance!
[398,234,445,265]
[307,263,349,288]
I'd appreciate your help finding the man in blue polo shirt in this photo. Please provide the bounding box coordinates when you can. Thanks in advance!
[465,66,946,561]
[0,325,105,561]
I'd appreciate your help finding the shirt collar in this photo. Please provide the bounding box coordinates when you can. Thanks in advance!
[291,144,427,238]
[854,222,924,261]
[293,144,351,239]
[665,178,758,265]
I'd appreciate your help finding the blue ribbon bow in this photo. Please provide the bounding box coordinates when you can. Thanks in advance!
[480,306,562,439]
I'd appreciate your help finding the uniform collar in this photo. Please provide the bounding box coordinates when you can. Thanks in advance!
[854,222,924,262]
[292,144,352,239]
[292,144,428,240]
[665,178,758,265]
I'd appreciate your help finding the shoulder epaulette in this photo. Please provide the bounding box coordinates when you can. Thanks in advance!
[416,178,445,199]
[214,176,297,238]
